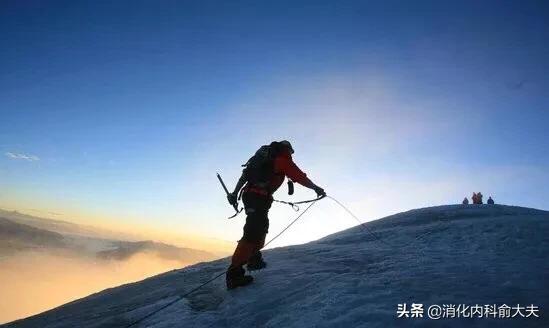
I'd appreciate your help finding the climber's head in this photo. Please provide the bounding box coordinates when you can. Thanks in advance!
[279,140,294,154]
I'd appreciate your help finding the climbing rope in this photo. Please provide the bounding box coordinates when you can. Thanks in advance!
[327,196,449,249]
[125,194,447,327]
[125,199,320,327]
[272,194,326,211]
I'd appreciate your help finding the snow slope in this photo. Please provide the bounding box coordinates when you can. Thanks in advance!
[4,204,548,328]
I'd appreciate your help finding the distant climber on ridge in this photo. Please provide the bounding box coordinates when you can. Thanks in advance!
[472,192,484,204]
[225,140,326,289]
[462,197,469,205]
[487,196,495,205]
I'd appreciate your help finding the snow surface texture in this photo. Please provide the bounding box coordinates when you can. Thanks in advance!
[4,204,548,328]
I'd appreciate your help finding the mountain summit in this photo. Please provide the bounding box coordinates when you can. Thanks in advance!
[5,204,548,328]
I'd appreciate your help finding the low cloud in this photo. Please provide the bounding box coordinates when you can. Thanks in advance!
[5,152,40,162]
[0,250,193,324]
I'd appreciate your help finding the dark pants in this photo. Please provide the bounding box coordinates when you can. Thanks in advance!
[241,191,272,242]
[228,192,272,276]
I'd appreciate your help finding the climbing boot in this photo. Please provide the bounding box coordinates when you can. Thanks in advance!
[226,266,253,290]
[246,252,267,271]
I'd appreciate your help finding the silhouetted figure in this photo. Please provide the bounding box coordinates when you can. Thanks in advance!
[462,197,469,205]
[472,192,483,204]
[487,196,494,205]
[225,140,325,290]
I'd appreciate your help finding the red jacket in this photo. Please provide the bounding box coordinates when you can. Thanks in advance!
[246,150,312,196]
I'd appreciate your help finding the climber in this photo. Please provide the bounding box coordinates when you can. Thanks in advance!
[472,192,484,204]
[225,140,326,289]
[476,192,484,204]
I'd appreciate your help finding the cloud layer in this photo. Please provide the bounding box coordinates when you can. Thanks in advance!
[5,152,40,162]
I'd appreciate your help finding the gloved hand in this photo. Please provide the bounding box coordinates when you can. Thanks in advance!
[313,185,326,198]
[227,192,238,206]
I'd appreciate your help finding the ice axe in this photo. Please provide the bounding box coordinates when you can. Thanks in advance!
[216,173,243,219]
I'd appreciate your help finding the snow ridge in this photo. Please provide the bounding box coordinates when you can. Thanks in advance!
[5,204,549,328]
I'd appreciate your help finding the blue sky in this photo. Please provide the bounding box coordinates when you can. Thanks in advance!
[1,1,548,248]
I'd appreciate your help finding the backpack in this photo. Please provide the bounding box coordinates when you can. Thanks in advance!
[242,142,285,187]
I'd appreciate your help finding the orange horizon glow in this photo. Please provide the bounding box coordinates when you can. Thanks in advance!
[0,198,234,256]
